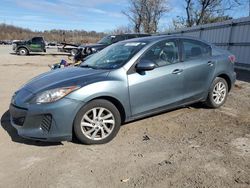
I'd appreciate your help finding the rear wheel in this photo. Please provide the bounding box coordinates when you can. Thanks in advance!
[205,77,228,108]
[18,48,28,56]
[74,99,121,144]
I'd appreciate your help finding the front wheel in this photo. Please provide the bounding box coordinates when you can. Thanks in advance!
[74,99,121,144]
[18,48,28,56]
[205,77,228,108]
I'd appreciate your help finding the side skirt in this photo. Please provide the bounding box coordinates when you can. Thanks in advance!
[125,98,203,123]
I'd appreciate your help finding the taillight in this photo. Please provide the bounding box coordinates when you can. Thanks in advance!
[228,55,236,63]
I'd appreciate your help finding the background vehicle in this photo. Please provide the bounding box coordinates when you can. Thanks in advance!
[0,40,12,45]
[57,42,79,56]
[73,33,151,62]
[12,36,46,55]
[9,36,236,144]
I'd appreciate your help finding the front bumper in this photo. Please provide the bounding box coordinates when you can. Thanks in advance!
[9,98,84,142]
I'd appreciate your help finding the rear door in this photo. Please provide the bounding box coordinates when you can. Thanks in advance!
[180,39,215,102]
[128,39,184,116]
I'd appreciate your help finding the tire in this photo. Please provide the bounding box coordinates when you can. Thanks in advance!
[71,49,78,56]
[74,99,121,144]
[205,77,228,108]
[18,48,28,56]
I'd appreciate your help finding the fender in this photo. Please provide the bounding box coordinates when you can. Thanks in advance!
[16,46,30,53]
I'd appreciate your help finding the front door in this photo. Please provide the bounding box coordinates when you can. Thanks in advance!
[128,39,184,116]
[29,37,43,52]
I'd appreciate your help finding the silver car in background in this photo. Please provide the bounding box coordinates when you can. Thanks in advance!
[9,35,236,144]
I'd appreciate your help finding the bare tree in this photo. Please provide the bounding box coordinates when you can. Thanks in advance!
[123,0,169,33]
[143,0,169,33]
[175,0,242,28]
[122,0,146,32]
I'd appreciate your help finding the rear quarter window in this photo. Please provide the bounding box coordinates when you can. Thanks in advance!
[182,39,211,60]
[212,46,230,56]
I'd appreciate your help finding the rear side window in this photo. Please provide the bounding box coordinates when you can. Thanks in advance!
[141,40,179,67]
[182,39,211,60]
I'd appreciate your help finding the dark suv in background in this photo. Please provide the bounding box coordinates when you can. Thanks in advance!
[74,33,151,62]
[13,37,46,55]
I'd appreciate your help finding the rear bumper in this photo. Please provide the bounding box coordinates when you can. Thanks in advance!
[9,98,84,142]
[231,71,237,88]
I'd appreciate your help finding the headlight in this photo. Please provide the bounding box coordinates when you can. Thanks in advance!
[81,48,86,55]
[91,48,97,52]
[33,86,80,104]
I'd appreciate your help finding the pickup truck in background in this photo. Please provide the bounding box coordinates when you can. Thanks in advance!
[74,33,151,62]
[12,37,46,55]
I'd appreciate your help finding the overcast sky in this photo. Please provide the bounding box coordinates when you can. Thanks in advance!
[0,0,249,32]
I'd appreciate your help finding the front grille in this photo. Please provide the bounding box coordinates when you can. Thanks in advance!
[40,114,52,132]
[13,117,25,126]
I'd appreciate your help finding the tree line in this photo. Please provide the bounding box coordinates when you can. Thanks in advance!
[0,24,104,43]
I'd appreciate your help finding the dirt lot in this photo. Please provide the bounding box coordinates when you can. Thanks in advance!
[0,46,249,188]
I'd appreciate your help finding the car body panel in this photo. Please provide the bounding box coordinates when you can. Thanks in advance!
[128,63,184,115]
[67,68,132,119]
[21,67,110,94]
[181,56,216,102]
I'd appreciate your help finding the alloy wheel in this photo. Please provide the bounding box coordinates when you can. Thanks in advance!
[80,107,115,141]
[212,81,227,105]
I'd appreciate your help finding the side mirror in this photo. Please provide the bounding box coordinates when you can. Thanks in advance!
[136,59,156,72]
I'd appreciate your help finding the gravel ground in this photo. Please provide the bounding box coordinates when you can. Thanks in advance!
[0,46,249,188]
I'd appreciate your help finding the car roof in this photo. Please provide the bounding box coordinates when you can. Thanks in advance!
[108,33,151,37]
[120,34,211,45]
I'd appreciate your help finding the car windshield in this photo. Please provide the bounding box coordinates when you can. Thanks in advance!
[97,36,114,45]
[81,41,148,69]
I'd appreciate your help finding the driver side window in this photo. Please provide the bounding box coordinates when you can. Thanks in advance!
[31,37,42,44]
[141,40,179,67]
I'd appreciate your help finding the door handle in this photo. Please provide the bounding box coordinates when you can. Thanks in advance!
[207,61,214,66]
[172,69,183,74]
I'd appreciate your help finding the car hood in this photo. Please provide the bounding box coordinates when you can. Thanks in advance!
[13,41,27,45]
[21,67,110,94]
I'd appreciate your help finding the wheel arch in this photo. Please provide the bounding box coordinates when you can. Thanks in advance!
[17,46,30,53]
[89,96,126,124]
[216,73,232,91]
